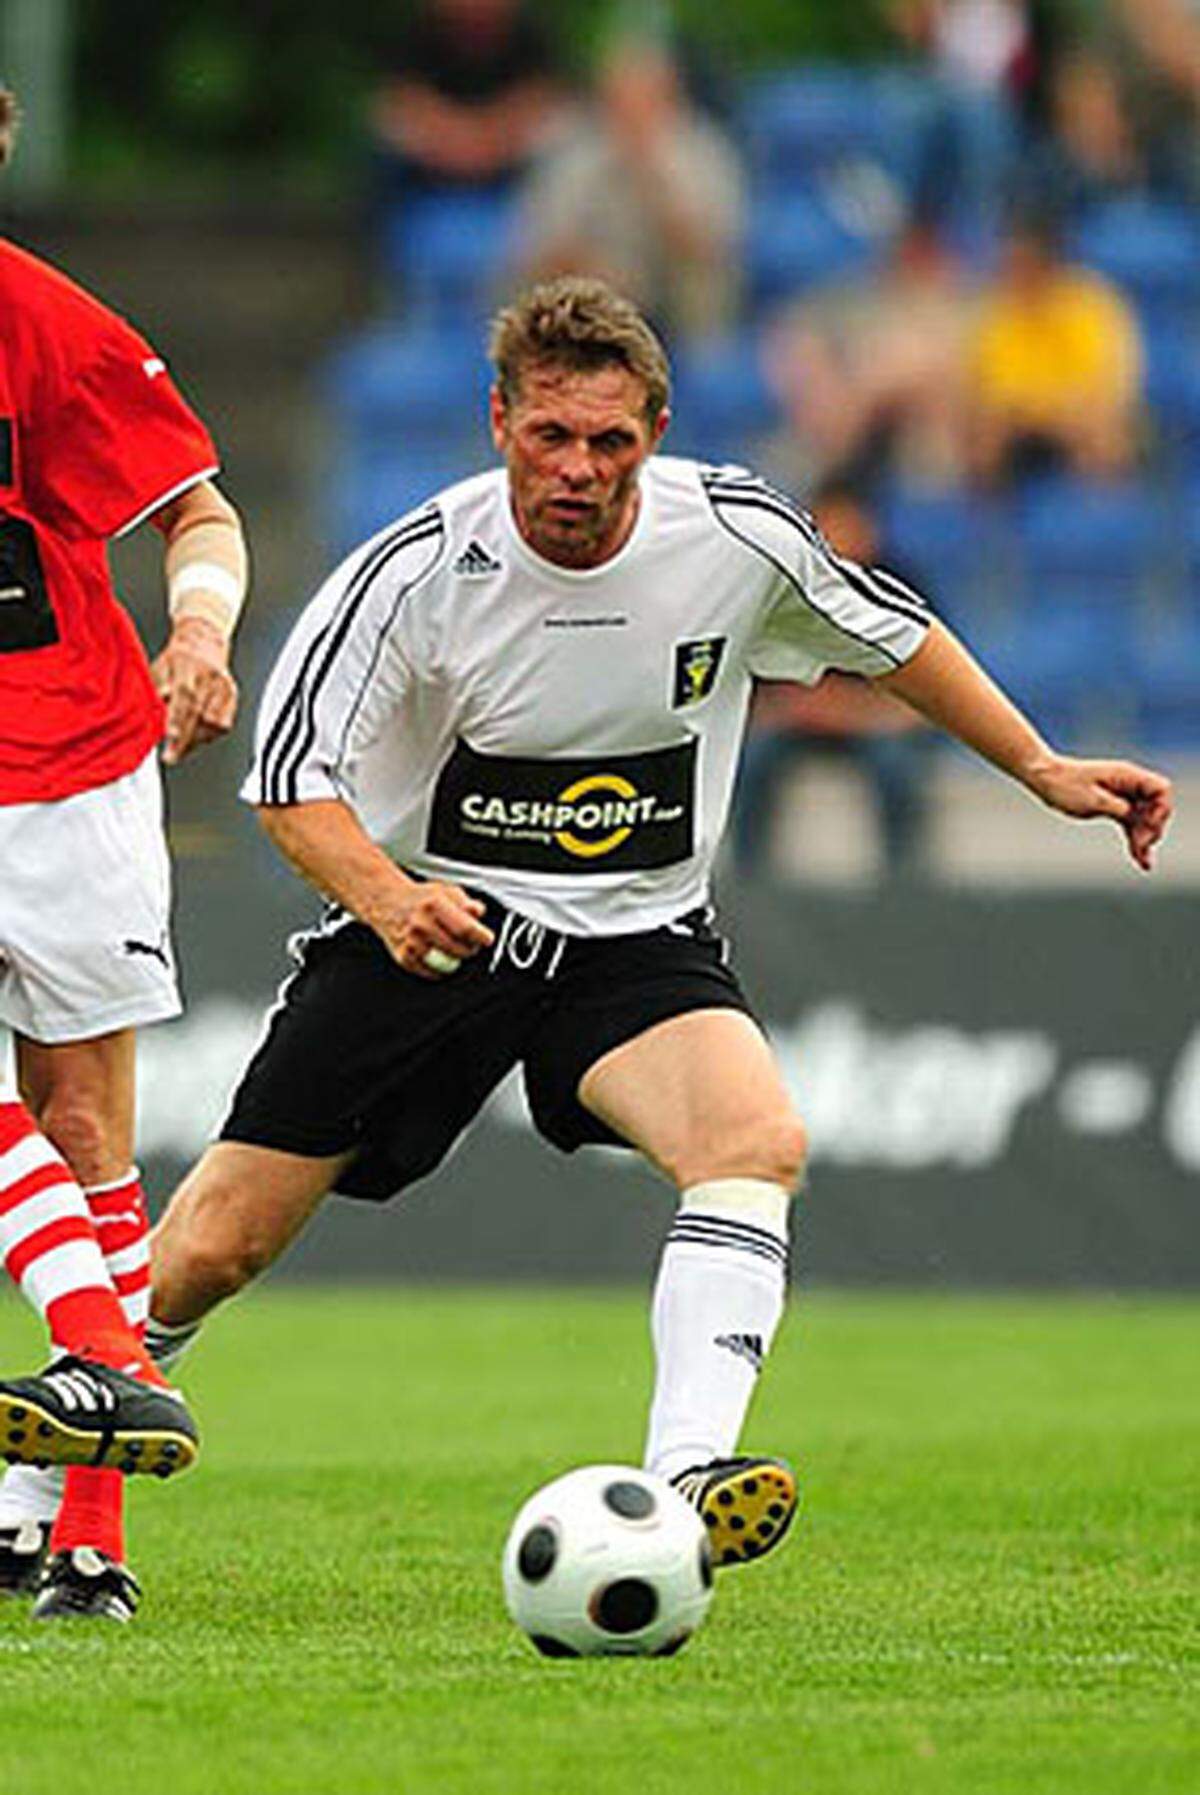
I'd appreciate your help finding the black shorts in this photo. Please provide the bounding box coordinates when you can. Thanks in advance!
[220,895,754,1202]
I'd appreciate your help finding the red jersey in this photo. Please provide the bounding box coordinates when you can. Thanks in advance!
[0,239,219,803]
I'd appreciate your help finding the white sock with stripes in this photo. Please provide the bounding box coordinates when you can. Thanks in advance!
[143,1314,202,1376]
[643,1179,791,1486]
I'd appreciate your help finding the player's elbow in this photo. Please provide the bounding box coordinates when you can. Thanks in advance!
[253,802,287,834]
[154,477,243,542]
[254,797,345,862]
[253,800,313,869]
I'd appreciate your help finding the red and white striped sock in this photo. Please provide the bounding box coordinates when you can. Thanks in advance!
[53,1171,156,1563]
[83,1171,152,1337]
[0,1102,154,1378]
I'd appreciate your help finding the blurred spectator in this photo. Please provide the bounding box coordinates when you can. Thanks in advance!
[368,0,570,205]
[731,482,934,883]
[761,216,972,490]
[1020,48,1151,217]
[888,0,1040,225]
[966,207,1144,486]
[891,0,1034,93]
[1118,0,1200,96]
[605,0,738,129]
[1108,0,1200,201]
[510,27,745,344]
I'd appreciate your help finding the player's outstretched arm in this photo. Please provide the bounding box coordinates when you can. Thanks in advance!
[255,798,494,978]
[877,620,1173,871]
[149,480,247,765]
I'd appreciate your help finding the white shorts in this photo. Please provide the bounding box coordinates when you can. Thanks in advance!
[0,750,180,1044]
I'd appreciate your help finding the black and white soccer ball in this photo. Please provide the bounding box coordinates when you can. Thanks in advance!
[501,1464,714,1658]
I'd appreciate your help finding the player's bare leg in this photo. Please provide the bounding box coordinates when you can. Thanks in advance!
[579,1008,804,1567]
[17,1031,137,1187]
[150,1141,351,1328]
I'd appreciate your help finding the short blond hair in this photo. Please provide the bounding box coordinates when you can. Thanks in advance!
[0,88,18,166]
[488,276,671,425]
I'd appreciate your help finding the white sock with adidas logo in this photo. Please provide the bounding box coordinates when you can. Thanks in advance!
[643,1178,791,1485]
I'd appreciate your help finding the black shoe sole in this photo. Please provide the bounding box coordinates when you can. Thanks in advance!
[696,1460,798,1568]
[0,1579,42,1600]
[0,1392,197,1478]
[32,1594,136,1623]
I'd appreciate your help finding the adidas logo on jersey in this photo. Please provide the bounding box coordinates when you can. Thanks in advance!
[453,539,502,578]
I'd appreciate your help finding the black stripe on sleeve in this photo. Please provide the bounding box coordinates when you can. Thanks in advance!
[702,489,907,669]
[825,545,932,625]
[705,477,931,628]
[860,559,932,614]
[256,510,443,805]
[256,512,434,803]
[331,534,449,787]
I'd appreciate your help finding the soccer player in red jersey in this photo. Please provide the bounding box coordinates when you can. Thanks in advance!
[0,87,249,1621]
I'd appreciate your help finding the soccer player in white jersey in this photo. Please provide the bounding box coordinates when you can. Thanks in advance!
[146,277,1171,1571]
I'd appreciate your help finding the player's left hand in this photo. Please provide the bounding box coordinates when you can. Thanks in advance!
[152,619,239,765]
[1027,754,1174,871]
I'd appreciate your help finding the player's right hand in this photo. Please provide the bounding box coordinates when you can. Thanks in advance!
[1028,754,1174,871]
[153,618,239,765]
[385,881,495,979]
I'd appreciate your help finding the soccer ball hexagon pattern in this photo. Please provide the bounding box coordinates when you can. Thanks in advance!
[501,1464,714,1658]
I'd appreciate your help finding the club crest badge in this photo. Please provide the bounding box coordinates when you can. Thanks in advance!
[672,636,726,709]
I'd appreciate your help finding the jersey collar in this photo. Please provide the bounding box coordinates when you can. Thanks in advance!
[501,463,657,582]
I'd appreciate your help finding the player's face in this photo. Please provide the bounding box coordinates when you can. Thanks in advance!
[491,361,669,569]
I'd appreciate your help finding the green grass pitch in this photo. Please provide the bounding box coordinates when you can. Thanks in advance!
[0,1287,1196,1795]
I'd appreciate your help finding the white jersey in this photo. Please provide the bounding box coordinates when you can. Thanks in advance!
[243,457,931,935]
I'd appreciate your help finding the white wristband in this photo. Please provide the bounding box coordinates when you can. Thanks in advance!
[169,562,242,607]
[165,512,248,641]
[168,563,244,638]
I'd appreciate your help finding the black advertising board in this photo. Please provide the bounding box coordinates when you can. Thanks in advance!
[135,866,1200,1289]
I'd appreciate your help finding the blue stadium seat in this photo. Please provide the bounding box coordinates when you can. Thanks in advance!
[970,596,1139,745]
[877,487,1004,623]
[668,334,782,464]
[378,188,518,321]
[1143,324,1200,465]
[326,443,486,559]
[1012,476,1157,593]
[1167,477,1200,602]
[322,324,492,436]
[1069,199,1200,330]
[738,64,929,193]
[1132,614,1200,747]
[745,189,883,309]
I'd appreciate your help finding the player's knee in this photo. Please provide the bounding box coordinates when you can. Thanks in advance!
[752,1111,808,1189]
[156,1175,270,1307]
[34,1092,116,1187]
[669,1108,808,1192]
[160,1227,248,1309]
